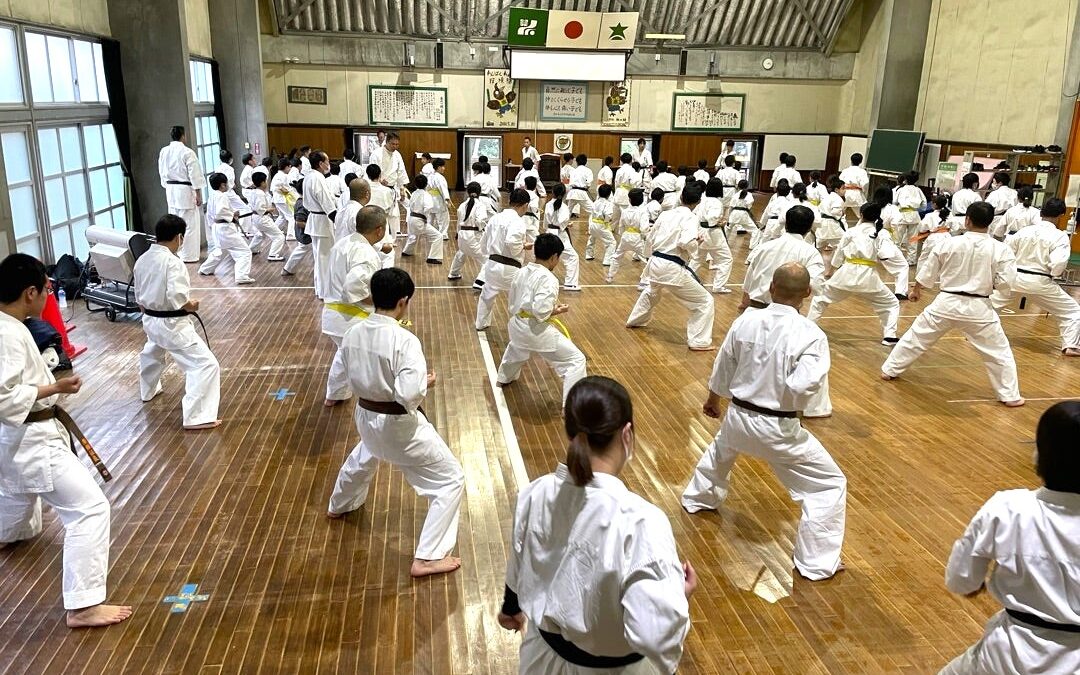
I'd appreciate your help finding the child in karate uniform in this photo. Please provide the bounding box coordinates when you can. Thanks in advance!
[694,178,733,294]
[199,173,255,284]
[585,184,616,266]
[607,188,648,284]
[248,172,285,261]
[448,182,493,289]
[401,174,443,264]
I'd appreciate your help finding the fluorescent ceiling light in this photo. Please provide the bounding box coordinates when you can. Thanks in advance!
[509,49,626,81]
[644,33,686,40]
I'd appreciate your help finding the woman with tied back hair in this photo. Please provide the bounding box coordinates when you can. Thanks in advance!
[940,401,1080,674]
[498,376,695,674]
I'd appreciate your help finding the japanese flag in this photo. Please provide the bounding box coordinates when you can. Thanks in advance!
[545,10,602,49]
[598,12,639,49]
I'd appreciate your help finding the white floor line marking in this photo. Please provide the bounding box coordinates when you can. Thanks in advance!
[818,312,1043,320]
[947,396,1080,404]
[194,285,315,291]
[476,330,529,490]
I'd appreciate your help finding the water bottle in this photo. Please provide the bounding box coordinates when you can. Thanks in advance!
[58,287,67,309]
[1067,213,1077,237]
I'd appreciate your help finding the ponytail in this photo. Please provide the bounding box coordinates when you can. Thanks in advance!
[464,196,477,223]
[464,181,481,222]
[566,432,594,487]
[738,179,749,201]
[933,194,950,225]
[1019,187,1034,209]
[552,183,566,213]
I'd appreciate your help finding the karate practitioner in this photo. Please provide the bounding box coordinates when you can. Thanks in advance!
[248,173,285,261]
[1002,187,1040,235]
[607,188,648,284]
[806,172,828,207]
[631,137,653,168]
[807,203,902,345]
[882,201,1023,406]
[198,173,255,285]
[682,262,846,581]
[339,148,362,179]
[991,198,1080,356]
[496,233,586,405]
[499,376,693,673]
[714,139,737,168]
[521,136,541,165]
[157,126,205,263]
[652,162,680,211]
[513,158,546,198]
[597,156,615,189]
[612,153,637,220]
[281,189,313,277]
[585,184,616,265]
[760,181,795,243]
[567,154,594,221]
[692,160,710,185]
[725,180,755,243]
[626,181,716,351]
[448,182,492,288]
[915,195,954,277]
[270,158,299,240]
[238,153,258,237]
[428,158,452,240]
[986,172,1019,239]
[303,151,339,299]
[0,253,132,629]
[895,171,927,263]
[333,178,369,241]
[214,149,236,190]
[740,205,825,310]
[522,176,543,244]
[544,184,581,292]
[694,178,733,294]
[298,145,312,176]
[322,205,386,406]
[939,400,1080,675]
[839,153,869,218]
[135,215,221,430]
[326,268,465,578]
[948,173,983,232]
[774,154,802,188]
[870,187,913,299]
[375,132,409,235]
[816,176,848,266]
[363,164,398,270]
[475,189,531,331]
[400,174,443,264]
[769,153,789,189]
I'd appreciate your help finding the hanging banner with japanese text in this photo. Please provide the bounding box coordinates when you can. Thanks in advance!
[601,79,631,127]
[483,69,519,129]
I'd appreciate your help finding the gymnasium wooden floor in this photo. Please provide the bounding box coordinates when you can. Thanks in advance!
[2,197,1078,674]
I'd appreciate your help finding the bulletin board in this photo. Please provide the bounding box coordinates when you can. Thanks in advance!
[762,135,830,169]
[540,82,589,121]
[670,93,744,131]
[368,85,448,127]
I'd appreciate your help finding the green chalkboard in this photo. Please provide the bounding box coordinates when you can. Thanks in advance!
[866,129,925,175]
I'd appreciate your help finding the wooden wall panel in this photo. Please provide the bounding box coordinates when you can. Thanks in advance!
[267,125,348,158]
[397,129,460,189]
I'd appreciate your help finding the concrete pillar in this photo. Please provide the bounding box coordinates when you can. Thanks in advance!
[107,0,195,231]
[1054,6,1080,147]
[209,0,268,158]
[867,0,932,131]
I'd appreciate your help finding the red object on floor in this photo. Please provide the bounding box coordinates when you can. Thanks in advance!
[41,292,87,360]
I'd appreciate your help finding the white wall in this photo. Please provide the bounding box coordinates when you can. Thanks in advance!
[915,0,1079,145]
[185,0,211,58]
[1,0,110,36]
[837,0,887,136]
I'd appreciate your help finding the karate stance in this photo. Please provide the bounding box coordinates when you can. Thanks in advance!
[543,184,581,291]
[136,215,222,429]
[682,263,847,581]
[476,189,531,331]
[496,234,587,406]
[198,173,255,285]
[882,202,1023,406]
[400,173,443,263]
[740,205,825,311]
[991,198,1080,356]
[626,182,715,351]
[327,268,465,578]
[0,254,133,628]
[157,125,205,263]
[838,153,868,219]
[606,188,648,284]
[940,401,1080,675]
[303,151,339,300]
[499,376,694,673]
[248,172,285,261]
[321,206,386,406]
[694,178,733,293]
[448,182,492,288]
[585,184,616,265]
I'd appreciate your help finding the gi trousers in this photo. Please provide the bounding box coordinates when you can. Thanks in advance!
[139,318,221,427]
[402,217,444,260]
[585,223,617,266]
[693,228,733,292]
[172,206,202,263]
[448,231,486,284]
[681,405,847,580]
[807,284,900,339]
[992,276,1080,351]
[556,231,580,288]
[198,225,253,283]
[497,331,587,405]
[310,234,334,299]
[626,279,715,349]
[606,232,644,283]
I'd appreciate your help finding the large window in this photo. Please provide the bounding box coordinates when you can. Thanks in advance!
[190,60,214,104]
[24,31,108,105]
[0,26,23,105]
[192,115,221,202]
[2,130,40,257]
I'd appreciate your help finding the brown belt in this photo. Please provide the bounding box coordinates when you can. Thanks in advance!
[25,406,112,481]
[356,397,409,415]
[489,254,522,268]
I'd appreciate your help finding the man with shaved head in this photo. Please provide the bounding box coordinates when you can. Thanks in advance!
[681,262,848,580]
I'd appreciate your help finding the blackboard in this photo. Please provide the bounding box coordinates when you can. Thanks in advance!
[866,129,925,175]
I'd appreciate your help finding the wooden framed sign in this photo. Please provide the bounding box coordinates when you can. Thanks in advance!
[671,93,745,131]
[287,86,327,105]
[368,85,448,127]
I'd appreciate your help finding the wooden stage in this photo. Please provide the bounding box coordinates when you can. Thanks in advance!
[2,201,1078,674]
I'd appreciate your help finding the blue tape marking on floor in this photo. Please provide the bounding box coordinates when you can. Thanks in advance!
[163,582,210,613]
[269,387,296,401]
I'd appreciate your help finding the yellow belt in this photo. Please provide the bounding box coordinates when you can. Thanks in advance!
[326,302,370,319]
[900,207,917,212]
[590,217,612,230]
[516,310,571,339]
[809,199,821,206]
[624,227,640,234]
[427,188,442,197]
[617,183,632,189]
[845,257,877,267]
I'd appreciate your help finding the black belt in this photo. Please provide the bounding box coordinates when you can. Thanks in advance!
[459,225,479,231]
[214,219,232,224]
[538,630,643,668]
[1018,268,1053,278]
[143,307,212,349]
[409,212,428,222]
[237,212,253,219]
[661,189,676,194]
[166,180,192,186]
[25,406,112,481]
[730,206,751,214]
[942,290,990,299]
[570,185,588,191]
[748,299,769,309]
[308,210,327,215]
[822,213,843,223]
[547,225,562,230]
[651,251,703,285]
[731,397,797,418]
[1006,609,1080,634]
[489,254,522,268]
[699,222,720,229]
[523,213,539,220]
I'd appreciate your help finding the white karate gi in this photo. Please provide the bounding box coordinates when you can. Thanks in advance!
[986,185,1019,238]
[693,196,732,292]
[585,198,616,265]
[991,220,1080,351]
[214,162,235,190]
[513,168,546,197]
[607,204,648,284]
[544,200,581,289]
[714,149,736,168]
[449,198,493,286]
[333,200,362,242]
[692,169,710,184]
[816,192,847,246]
[476,210,527,330]
[940,488,1080,675]
[1002,203,1041,235]
[496,263,586,404]
[300,154,311,176]
[652,172,680,211]
[948,189,982,231]
[427,171,451,237]
[631,148,652,168]
[135,244,221,427]
[521,145,541,165]
[895,184,927,260]
[681,304,846,580]
[238,164,257,237]
[339,158,363,180]
[321,234,381,402]
[0,313,112,610]
[402,190,443,260]
[508,465,690,673]
[838,164,869,214]
[773,165,802,188]
[716,166,741,195]
[612,165,637,209]
[626,206,716,349]
[366,180,399,269]
[270,169,298,236]
[198,191,254,283]
[882,232,1021,401]
[304,170,339,299]
[760,195,797,243]
[523,190,542,244]
[327,315,465,561]
[158,140,206,263]
[282,200,312,274]
[376,146,409,233]
[806,181,829,208]
[479,173,502,211]
[807,223,902,340]
[567,165,594,216]
[597,165,614,187]
[248,189,285,259]
[915,211,954,279]
[725,190,755,242]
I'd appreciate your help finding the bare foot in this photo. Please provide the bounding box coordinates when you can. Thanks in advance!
[66,604,133,628]
[880,373,896,381]
[324,398,344,408]
[410,556,461,578]
[184,420,222,430]
[326,511,345,519]
[689,345,717,352]
[1064,348,1080,357]
[1002,399,1025,408]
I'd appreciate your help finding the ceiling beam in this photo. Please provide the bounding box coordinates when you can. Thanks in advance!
[413,0,469,35]
[823,0,855,56]
[280,0,321,27]
[787,0,829,48]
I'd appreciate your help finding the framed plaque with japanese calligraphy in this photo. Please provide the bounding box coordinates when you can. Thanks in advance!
[287,86,327,105]
[670,93,745,132]
[540,81,588,122]
[368,85,448,127]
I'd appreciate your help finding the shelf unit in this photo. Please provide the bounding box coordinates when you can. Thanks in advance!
[938,144,1062,206]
